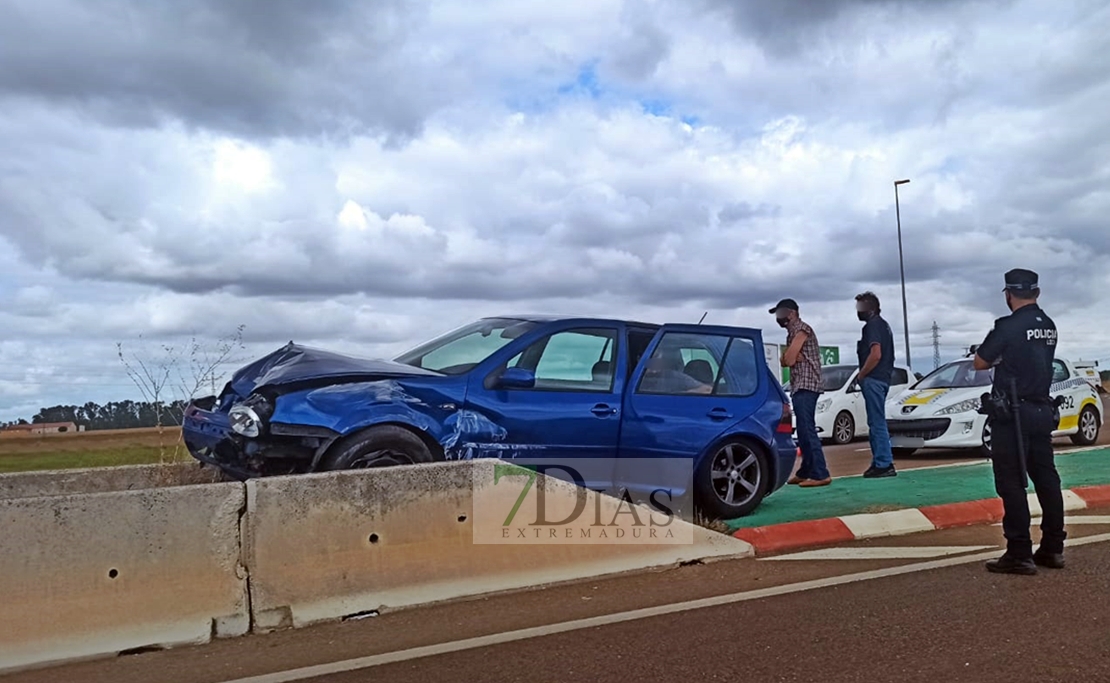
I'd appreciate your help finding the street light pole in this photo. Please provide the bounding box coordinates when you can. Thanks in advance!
[894,179,912,371]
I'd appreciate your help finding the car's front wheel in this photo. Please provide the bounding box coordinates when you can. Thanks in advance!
[980,419,993,459]
[832,411,855,445]
[1070,406,1101,445]
[320,425,435,470]
[695,438,770,519]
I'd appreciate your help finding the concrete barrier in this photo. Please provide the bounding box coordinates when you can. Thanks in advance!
[244,459,752,631]
[2,458,752,671]
[0,482,249,673]
[0,462,225,501]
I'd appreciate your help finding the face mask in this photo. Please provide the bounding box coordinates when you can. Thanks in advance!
[776,317,789,328]
[857,311,871,322]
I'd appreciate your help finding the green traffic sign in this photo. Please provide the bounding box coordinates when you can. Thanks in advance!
[780,345,841,384]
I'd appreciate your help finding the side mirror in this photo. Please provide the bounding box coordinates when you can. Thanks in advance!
[497,367,536,389]
[847,381,861,393]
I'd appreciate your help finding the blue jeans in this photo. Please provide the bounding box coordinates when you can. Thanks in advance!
[861,377,893,468]
[791,389,830,480]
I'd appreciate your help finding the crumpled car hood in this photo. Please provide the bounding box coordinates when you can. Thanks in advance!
[228,342,441,396]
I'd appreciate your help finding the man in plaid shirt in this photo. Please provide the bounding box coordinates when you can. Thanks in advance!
[769,298,832,487]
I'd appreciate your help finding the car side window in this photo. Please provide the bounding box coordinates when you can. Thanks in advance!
[635,332,758,397]
[637,332,725,395]
[716,337,759,397]
[1052,360,1069,383]
[681,347,720,381]
[508,328,618,392]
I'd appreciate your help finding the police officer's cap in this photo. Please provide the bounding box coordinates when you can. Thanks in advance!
[1003,268,1039,293]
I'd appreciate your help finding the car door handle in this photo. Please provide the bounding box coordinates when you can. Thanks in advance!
[707,408,733,420]
[591,404,618,417]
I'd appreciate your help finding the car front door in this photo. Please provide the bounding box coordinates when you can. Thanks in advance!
[461,324,625,478]
[841,369,867,436]
[616,324,773,497]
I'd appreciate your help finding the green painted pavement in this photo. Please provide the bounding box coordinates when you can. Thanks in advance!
[726,448,1110,530]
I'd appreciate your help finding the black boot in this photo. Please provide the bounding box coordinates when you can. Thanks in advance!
[986,553,1037,575]
[1032,549,1065,569]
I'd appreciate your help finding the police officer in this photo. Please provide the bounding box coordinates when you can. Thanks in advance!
[973,268,1066,575]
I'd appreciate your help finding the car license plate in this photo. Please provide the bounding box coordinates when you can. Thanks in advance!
[890,436,925,448]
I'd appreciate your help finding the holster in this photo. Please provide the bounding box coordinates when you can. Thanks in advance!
[978,392,1013,422]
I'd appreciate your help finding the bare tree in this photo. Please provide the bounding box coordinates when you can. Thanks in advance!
[117,336,181,463]
[117,325,248,464]
[172,324,247,404]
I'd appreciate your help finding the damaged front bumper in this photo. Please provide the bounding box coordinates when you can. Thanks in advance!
[183,395,343,479]
[182,397,256,480]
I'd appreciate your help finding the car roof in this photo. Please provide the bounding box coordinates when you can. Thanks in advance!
[489,314,662,328]
[486,314,764,336]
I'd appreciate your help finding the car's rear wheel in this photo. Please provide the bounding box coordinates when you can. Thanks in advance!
[1070,406,1101,445]
[695,438,770,519]
[320,425,435,470]
[832,411,855,445]
[980,419,993,459]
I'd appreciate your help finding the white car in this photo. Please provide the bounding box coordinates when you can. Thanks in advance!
[885,357,1103,457]
[789,364,913,444]
[1074,363,1104,393]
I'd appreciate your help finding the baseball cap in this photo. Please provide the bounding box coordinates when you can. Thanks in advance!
[768,298,799,314]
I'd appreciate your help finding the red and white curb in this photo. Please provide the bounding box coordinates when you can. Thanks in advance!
[733,484,1110,555]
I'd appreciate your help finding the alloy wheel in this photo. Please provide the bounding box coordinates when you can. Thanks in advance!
[1082,409,1099,442]
[834,413,854,444]
[710,442,762,508]
[351,450,411,469]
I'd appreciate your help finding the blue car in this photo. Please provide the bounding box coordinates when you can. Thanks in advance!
[182,316,797,518]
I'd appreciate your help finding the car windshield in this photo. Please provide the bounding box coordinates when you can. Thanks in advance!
[914,360,993,389]
[822,365,857,392]
[394,318,539,375]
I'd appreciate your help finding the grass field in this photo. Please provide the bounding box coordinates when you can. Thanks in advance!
[0,427,192,474]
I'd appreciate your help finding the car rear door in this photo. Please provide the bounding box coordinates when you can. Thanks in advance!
[616,324,774,494]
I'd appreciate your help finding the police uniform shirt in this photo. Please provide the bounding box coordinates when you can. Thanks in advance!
[975,304,1057,400]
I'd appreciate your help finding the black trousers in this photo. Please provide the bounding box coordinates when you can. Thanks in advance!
[990,401,1067,558]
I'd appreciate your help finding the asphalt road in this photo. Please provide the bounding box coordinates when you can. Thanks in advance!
[10,509,1110,683]
[819,394,1110,479]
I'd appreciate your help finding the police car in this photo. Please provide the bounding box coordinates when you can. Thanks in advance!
[885,353,1102,457]
[1074,362,1104,393]
[807,364,913,444]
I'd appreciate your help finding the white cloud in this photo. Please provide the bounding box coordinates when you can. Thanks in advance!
[0,0,1108,420]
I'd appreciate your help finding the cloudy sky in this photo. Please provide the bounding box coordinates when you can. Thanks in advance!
[1,0,1109,420]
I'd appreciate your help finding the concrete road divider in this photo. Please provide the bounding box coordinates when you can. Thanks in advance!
[244,459,752,631]
[0,462,224,501]
[2,458,752,670]
[0,482,249,673]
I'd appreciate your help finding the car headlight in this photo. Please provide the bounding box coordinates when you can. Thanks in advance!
[816,398,832,413]
[938,398,981,415]
[228,394,272,438]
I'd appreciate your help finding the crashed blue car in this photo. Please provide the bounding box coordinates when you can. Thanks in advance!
[182,316,797,517]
